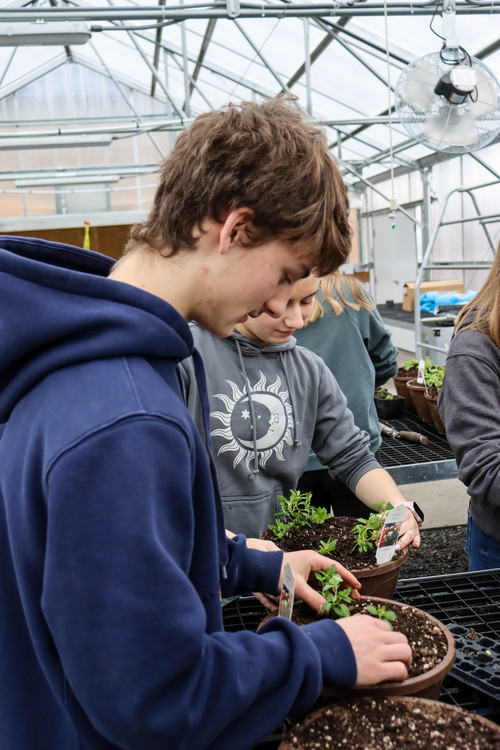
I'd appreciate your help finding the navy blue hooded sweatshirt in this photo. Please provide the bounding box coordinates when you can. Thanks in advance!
[0,236,356,750]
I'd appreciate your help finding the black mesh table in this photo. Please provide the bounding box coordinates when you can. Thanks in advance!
[395,568,500,721]
[379,409,457,483]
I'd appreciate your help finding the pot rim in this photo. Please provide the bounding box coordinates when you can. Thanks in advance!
[349,544,409,579]
[277,694,500,749]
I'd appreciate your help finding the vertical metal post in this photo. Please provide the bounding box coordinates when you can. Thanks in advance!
[420,168,432,282]
[180,0,191,117]
[303,18,312,115]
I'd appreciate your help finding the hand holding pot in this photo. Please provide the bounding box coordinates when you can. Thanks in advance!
[280,551,361,614]
[336,615,412,686]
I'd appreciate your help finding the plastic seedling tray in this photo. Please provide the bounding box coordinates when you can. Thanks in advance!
[395,569,500,715]
[447,625,500,703]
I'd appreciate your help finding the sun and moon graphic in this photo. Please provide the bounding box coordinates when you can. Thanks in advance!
[210,371,295,472]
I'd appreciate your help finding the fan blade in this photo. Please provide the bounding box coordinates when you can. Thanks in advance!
[472,71,499,117]
[401,62,440,110]
[425,106,477,148]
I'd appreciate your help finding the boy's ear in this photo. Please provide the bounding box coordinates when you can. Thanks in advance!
[219,207,254,254]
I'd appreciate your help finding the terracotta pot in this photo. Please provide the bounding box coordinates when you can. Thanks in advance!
[374,394,404,420]
[321,596,455,703]
[424,391,446,435]
[392,374,415,412]
[349,545,408,599]
[406,378,433,423]
[278,695,500,749]
[261,595,455,703]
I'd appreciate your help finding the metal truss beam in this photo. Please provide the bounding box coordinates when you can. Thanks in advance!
[0,3,499,21]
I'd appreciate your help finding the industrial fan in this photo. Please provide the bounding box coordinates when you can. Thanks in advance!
[394,47,500,153]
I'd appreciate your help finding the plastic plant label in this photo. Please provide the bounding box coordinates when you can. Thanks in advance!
[376,504,408,565]
[278,563,295,620]
[417,358,426,384]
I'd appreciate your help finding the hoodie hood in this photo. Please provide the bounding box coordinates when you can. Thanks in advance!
[0,235,193,422]
[225,328,297,356]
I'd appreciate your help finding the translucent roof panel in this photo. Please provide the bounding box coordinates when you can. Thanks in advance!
[1,0,500,223]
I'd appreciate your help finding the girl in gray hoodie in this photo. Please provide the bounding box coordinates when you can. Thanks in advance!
[180,276,419,544]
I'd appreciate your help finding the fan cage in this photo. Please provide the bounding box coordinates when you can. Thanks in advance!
[395,52,500,154]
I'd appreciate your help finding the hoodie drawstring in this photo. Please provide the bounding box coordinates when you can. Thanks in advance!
[235,340,259,480]
[279,352,301,449]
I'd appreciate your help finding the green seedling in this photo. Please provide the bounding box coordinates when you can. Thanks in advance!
[316,537,338,556]
[425,365,445,394]
[351,520,373,553]
[268,517,290,540]
[401,358,418,372]
[315,566,353,618]
[375,386,395,401]
[268,489,333,541]
[365,603,397,629]
[351,502,394,553]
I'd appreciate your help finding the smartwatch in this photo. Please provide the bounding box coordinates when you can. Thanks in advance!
[408,502,424,526]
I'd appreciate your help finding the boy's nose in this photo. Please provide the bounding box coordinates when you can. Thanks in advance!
[261,286,291,319]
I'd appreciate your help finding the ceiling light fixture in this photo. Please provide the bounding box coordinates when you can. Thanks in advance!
[0,21,91,47]
[15,175,120,188]
[0,135,113,150]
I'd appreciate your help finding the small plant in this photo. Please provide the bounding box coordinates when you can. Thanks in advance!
[401,358,418,372]
[375,386,395,401]
[316,537,338,556]
[268,489,333,540]
[351,502,394,553]
[425,364,445,394]
[315,565,353,618]
[268,517,290,540]
[365,603,397,629]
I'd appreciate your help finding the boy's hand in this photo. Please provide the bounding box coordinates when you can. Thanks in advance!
[336,615,411,685]
[246,537,281,552]
[280,550,361,613]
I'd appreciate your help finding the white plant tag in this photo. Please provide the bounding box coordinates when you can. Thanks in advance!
[417,358,426,384]
[376,505,408,565]
[278,563,295,620]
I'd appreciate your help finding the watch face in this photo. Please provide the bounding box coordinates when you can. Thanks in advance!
[412,502,424,523]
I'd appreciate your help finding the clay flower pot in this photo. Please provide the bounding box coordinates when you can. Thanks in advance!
[261,595,455,703]
[393,373,416,412]
[424,390,446,435]
[406,378,433,423]
[278,695,500,749]
[262,514,409,600]
[349,546,408,599]
[374,394,405,420]
[321,596,455,703]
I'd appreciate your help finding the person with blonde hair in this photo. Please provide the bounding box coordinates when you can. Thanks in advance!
[295,272,399,517]
[438,246,500,571]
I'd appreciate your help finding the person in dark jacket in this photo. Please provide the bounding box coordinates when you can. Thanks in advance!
[438,246,500,571]
[0,96,411,750]
[295,272,399,516]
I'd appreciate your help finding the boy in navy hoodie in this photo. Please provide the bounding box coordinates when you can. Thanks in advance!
[0,96,411,750]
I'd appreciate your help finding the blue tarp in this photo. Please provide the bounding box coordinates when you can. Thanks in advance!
[419,290,477,314]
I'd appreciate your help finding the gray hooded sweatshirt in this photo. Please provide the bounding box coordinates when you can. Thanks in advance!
[180,324,380,538]
[438,327,500,542]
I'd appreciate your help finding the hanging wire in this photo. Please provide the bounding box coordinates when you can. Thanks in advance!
[226,17,282,99]
[382,0,396,212]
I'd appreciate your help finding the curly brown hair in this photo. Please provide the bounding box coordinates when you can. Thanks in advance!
[126,96,351,276]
